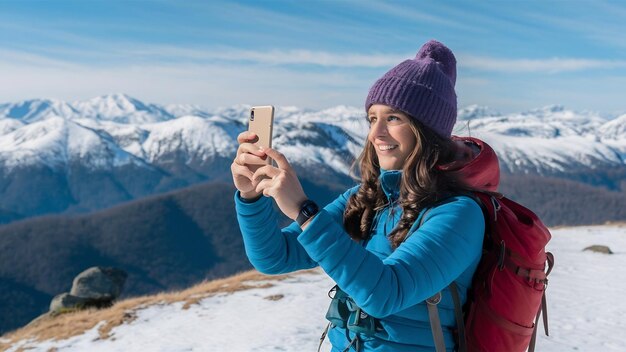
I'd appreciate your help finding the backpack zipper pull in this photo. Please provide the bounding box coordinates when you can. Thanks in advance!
[490,196,501,222]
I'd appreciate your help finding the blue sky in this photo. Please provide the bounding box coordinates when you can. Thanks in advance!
[1,0,625,114]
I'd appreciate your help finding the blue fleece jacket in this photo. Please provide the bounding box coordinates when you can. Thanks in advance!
[234,170,485,351]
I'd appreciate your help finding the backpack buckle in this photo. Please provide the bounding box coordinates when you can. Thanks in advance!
[426,292,442,305]
[325,285,350,328]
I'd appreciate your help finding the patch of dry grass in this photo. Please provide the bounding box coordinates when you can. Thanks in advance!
[0,269,313,350]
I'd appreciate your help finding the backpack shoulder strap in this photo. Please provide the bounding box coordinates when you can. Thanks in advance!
[450,282,467,352]
[426,292,446,352]
[425,282,468,352]
[403,193,485,352]
[419,192,482,352]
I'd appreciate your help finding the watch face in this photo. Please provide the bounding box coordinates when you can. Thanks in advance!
[302,202,319,217]
[297,200,319,225]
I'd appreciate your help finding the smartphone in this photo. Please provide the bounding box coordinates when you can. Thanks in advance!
[248,105,274,165]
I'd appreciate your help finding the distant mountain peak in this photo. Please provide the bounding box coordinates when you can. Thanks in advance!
[0,98,77,123]
[72,94,174,124]
[458,105,501,120]
[516,105,566,118]
[82,93,145,111]
[600,113,626,139]
[539,104,565,113]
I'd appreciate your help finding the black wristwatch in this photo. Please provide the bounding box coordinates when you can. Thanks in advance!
[296,199,319,226]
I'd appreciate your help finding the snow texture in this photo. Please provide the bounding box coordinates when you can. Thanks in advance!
[5,225,626,352]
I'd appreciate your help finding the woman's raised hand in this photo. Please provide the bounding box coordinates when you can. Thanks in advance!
[231,131,267,199]
[231,132,308,220]
[252,147,307,221]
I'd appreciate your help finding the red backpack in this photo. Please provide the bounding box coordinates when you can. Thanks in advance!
[427,137,555,352]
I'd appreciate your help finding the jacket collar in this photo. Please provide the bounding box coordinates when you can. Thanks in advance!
[379,169,402,202]
[437,136,500,192]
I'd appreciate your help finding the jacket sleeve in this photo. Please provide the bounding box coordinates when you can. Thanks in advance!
[297,196,484,318]
[234,185,359,274]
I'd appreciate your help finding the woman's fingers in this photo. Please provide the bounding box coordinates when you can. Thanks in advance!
[236,131,266,162]
[255,177,274,195]
[237,131,258,144]
[231,162,255,180]
[252,164,281,182]
[253,165,283,195]
[237,142,265,155]
[231,161,261,196]
[235,152,267,166]
[246,148,307,220]
[236,142,266,160]
[262,148,290,170]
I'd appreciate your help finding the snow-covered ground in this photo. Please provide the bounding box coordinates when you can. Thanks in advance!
[537,225,626,351]
[3,225,625,351]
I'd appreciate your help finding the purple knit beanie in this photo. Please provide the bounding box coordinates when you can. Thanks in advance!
[365,39,457,138]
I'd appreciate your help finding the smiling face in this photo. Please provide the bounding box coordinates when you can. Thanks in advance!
[367,104,418,170]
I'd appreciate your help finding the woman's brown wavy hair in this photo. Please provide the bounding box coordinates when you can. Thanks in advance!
[343,116,471,249]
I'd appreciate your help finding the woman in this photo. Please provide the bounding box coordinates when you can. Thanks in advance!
[231,40,486,351]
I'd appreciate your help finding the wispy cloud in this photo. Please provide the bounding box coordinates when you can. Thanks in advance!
[0,50,375,108]
[136,47,408,68]
[461,55,626,73]
[3,47,626,113]
[110,44,626,72]
[3,45,408,68]
[0,50,77,69]
[7,44,626,76]
[522,9,626,50]
[355,1,480,33]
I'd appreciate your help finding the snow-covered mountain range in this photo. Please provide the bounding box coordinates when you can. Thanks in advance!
[1,94,624,175]
[0,94,624,220]
[2,224,624,352]
[457,104,626,175]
